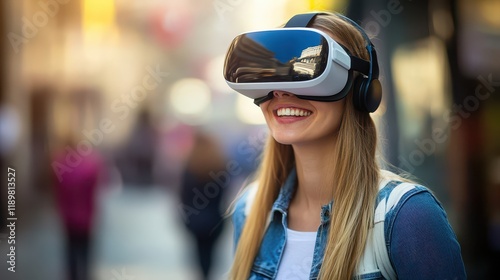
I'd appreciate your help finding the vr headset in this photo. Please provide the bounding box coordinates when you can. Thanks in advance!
[223,12,382,112]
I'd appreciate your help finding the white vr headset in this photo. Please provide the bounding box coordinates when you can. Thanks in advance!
[222,13,382,112]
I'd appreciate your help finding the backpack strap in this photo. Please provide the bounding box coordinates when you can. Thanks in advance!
[357,181,417,279]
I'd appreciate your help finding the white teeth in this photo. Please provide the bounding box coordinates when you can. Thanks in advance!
[276,107,312,117]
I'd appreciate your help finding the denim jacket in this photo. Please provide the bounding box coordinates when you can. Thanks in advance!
[232,169,467,279]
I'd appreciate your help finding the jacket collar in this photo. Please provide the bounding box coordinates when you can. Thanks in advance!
[271,168,297,216]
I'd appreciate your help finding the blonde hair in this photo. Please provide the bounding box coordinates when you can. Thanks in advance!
[230,13,380,280]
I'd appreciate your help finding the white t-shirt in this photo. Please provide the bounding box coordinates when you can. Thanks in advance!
[275,228,317,280]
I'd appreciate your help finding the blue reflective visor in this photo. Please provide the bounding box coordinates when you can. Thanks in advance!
[223,28,370,105]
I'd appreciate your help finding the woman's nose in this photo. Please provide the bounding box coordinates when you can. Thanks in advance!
[273,90,294,98]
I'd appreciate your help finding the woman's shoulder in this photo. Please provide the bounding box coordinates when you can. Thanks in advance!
[377,169,431,204]
[377,169,450,233]
[379,172,466,278]
[375,169,445,226]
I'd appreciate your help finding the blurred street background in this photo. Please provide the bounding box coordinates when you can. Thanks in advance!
[0,0,499,279]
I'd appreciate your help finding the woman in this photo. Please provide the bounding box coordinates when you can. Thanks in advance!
[53,134,105,280]
[225,12,466,280]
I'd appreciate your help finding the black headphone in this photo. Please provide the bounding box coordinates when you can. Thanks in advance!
[284,12,382,113]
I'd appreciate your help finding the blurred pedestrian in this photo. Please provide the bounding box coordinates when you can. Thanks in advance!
[179,131,227,280]
[116,108,157,186]
[52,135,105,280]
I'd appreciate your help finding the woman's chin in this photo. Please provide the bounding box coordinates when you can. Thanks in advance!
[271,131,307,145]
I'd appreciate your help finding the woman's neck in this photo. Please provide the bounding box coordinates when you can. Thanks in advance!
[287,136,338,231]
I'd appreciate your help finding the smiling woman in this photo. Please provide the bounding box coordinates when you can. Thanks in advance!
[225,12,466,280]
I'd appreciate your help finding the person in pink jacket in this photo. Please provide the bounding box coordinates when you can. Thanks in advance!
[53,136,105,280]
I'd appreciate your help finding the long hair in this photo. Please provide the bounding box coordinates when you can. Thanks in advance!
[229,13,380,280]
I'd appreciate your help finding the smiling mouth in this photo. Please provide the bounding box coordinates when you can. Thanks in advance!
[276,107,312,117]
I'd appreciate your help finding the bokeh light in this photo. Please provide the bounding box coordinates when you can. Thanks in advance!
[235,94,266,125]
[169,78,211,124]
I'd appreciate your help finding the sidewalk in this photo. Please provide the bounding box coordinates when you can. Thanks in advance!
[0,186,233,280]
